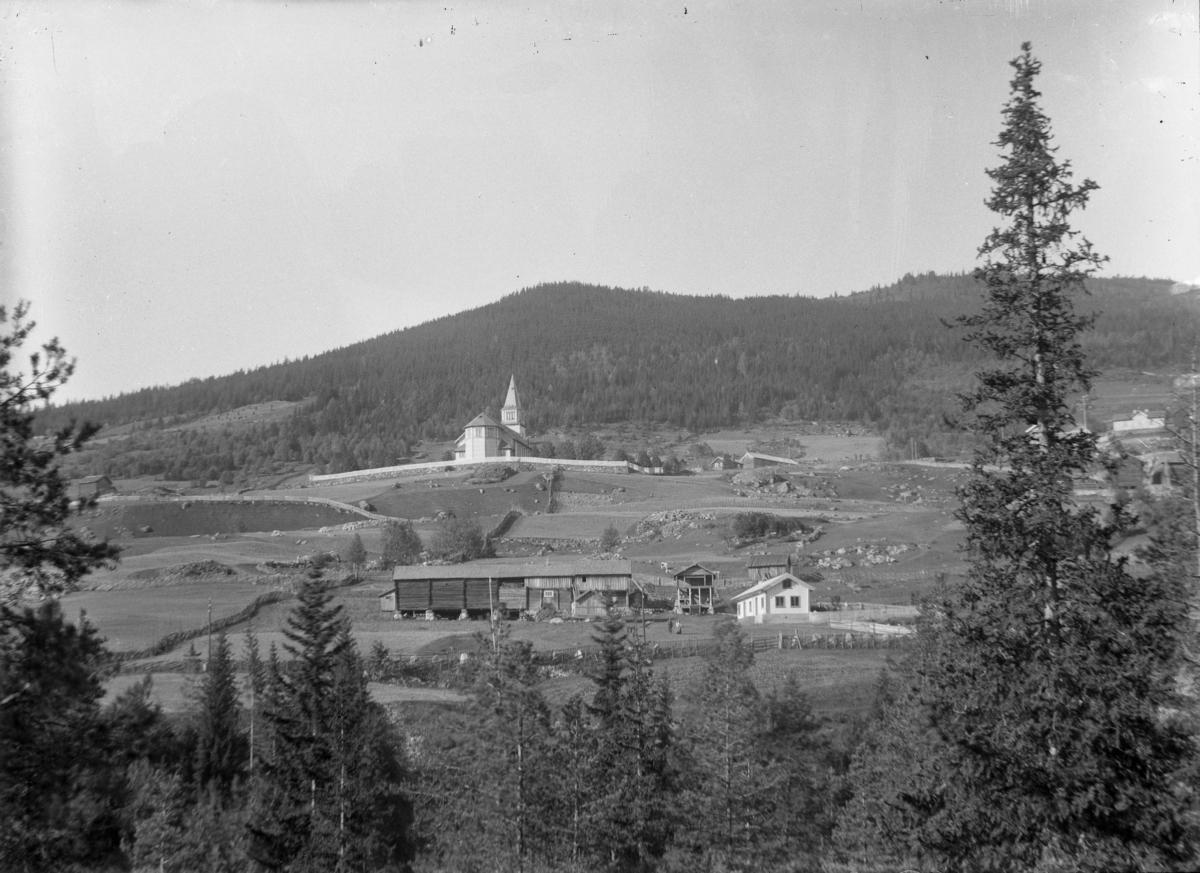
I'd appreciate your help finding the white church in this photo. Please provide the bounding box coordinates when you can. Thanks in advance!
[453,376,536,462]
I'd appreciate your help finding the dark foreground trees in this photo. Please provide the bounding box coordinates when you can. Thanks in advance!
[836,43,1196,871]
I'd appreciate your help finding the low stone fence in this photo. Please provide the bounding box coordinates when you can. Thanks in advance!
[308,456,630,486]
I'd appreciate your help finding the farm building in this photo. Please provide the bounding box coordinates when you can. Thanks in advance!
[73,475,115,500]
[386,559,634,618]
[1146,451,1187,487]
[747,554,793,581]
[454,376,536,462]
[1111,410,1166,435]
[732,572,816,624]
[711,455,740,470]
[673,563,719,615]
[739,452,800,468]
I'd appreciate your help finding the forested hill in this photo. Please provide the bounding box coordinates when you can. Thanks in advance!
[42,275,1197,478]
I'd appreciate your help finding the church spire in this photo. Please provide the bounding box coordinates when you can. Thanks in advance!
[501,375,524,436]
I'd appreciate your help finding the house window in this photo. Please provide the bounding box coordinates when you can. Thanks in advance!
[782,579,793,589]
[774,596,784,608]
[790,596,800,607]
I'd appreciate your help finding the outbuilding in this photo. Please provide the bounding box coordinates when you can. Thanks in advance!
[673,563,719,615]
[387,559,634,618]
[731,572,816,624]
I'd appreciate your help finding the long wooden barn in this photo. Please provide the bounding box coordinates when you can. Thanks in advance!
[384,560,634,618]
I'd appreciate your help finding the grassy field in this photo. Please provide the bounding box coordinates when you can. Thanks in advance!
[79,432,967,720]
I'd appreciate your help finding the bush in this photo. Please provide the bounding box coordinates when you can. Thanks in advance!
[732,512,811,541]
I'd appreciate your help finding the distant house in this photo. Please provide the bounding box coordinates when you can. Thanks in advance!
[1111,410,1166,435]
[74,475,115,500]
[673,563,719,615]
[387,559,633,618]
[747,554,793,581]
[739,452,800,468]
[454,376,536,462]
[732,572,816,624]
[711,455,740,471]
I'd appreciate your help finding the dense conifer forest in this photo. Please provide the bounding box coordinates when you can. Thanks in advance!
[40,274,1199,479]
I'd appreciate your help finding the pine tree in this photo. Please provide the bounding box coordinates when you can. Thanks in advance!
[0,301,119,602]
[913,43,1195,870]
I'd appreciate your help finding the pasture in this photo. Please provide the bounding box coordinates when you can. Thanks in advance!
[79,433,969,722]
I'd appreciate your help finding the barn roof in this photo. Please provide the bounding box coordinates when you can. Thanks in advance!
[729,572,818,604]
[747,554,791,568]
[739,452,799,465]
[392,559,632,583]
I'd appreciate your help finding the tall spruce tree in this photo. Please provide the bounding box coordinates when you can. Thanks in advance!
[915,43,1194,869]
[249,583,408,871]
[186,630,245,801]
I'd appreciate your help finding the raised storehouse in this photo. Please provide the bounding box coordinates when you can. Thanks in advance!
[383,559,634,618]
[454,375,536,462]
[732,572,816,624]
[673,563,718,615]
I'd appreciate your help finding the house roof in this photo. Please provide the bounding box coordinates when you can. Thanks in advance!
[729,572,818,603]
[393,559,633,582]
[747,554,790,568]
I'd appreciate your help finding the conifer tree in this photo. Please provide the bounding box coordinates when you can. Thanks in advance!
[187,630,245,801]
[913,43,1195,869]
[673,618,769,868]
[248,583,407,871]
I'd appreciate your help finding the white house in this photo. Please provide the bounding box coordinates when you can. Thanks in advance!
[731,572,815,624]
[1111,410,1166,435]
[454,376,536,462]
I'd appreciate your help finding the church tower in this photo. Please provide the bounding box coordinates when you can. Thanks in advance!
[501,374,525,436]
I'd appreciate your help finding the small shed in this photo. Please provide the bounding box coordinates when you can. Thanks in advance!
[379,588,397,612]
[74,475,115,500]
[747,554,792,581]
[731,572,816,624]
[673,563,718,615]
[1146,451,1187,487]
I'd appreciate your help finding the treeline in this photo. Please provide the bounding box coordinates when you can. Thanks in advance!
[1,579,871,872]
[41,275,1199,477]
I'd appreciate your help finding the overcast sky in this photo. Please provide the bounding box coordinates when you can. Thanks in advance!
[2,0,1197,402]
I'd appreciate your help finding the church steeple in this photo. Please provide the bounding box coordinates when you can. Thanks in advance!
[501,375,524,436]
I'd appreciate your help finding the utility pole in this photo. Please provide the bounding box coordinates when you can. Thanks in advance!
[206,598,212,669]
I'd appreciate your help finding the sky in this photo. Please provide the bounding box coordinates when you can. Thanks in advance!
[2,0,1197,402]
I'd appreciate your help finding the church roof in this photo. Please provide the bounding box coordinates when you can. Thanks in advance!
[503,374,521,410]
[461,413,533,450]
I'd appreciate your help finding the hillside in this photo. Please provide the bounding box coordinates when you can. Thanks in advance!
[41,275,1197,481]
